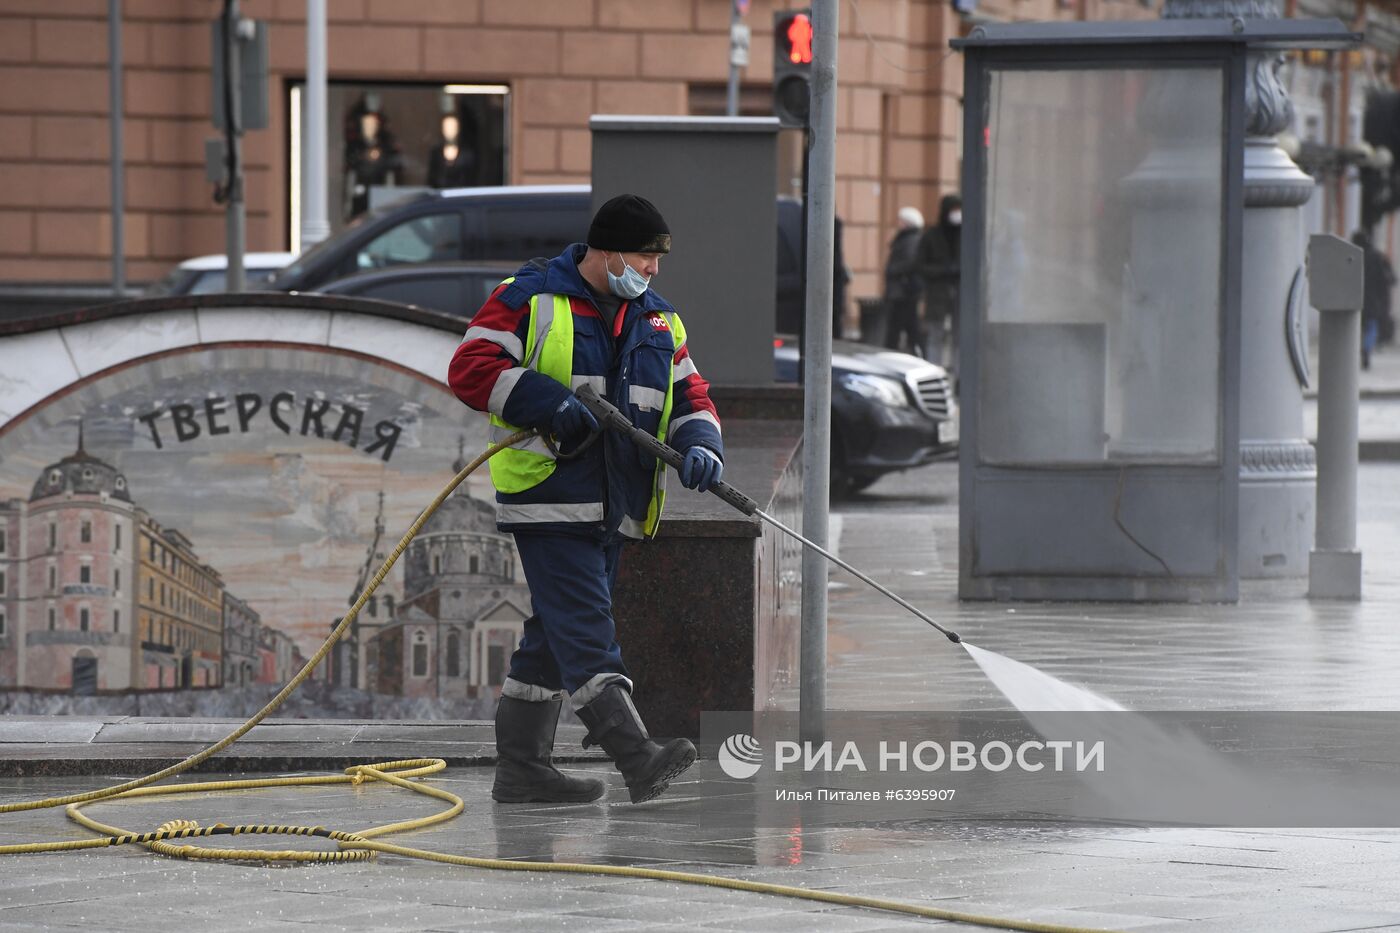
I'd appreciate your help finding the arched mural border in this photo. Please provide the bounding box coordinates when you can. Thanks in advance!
[0,312,521,714]
[0,340,464,445]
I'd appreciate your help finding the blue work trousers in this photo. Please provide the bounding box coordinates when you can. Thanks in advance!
[507,532,629,694]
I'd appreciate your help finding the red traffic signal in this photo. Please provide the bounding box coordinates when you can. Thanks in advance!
[781,12,813,65]
[773,8,813,128]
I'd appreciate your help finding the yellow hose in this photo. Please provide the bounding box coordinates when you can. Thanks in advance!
[0,429,1119,933]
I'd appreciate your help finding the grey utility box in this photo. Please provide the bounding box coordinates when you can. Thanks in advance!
[590,116,780,386]
[1307,234,1363,311]
[954,19,1355,602]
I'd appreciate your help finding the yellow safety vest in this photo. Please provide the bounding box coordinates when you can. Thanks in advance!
[488,291,683,538]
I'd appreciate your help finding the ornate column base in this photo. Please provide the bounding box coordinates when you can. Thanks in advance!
[1239,440,1316,578]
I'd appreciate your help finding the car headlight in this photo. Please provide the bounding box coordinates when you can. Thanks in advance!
[839,373,909,407]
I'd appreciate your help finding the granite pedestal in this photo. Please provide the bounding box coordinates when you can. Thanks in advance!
[610,389,804,739]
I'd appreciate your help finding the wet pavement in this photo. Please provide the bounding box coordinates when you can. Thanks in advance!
[4,347,1400,932]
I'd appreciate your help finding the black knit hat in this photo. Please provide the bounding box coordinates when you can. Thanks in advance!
[587,194,672,254]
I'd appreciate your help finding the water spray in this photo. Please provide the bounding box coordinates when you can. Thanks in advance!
[574,385,963,645]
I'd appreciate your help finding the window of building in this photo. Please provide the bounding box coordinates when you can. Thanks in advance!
[114,525,121,552]
[0,608,6,636]
[80,564,91,584]
[446,631,461,677]
[80,520,92,544]
[48,606,56,630]
[0,569,5,596]
[48,565,56,592]
[412,633,428,678]
[113,609,120,633]
[147,577,154,599]
[79,608,89,632]
[470,555,479,574]
[114,568,120,592]
[433,554,442,575]
[287,80,509,248]
[48,523,56,551]
[0,527,6,553]
[149,537,156,560]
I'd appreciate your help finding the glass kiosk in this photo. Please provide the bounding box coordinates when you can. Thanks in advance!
[954,19,1355,602]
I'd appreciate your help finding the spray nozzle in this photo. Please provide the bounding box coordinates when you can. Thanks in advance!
[946,631,962,644]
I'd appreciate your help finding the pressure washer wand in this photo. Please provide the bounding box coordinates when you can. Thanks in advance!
[574,385,961,645]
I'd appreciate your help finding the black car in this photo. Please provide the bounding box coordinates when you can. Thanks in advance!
[270,184,805,326]
[774,335,958,496]
[317,261,520,316]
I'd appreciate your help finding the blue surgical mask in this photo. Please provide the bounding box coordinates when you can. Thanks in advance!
[606,253,651,299]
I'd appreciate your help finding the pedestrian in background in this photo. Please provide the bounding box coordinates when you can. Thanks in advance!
[1353,229,1395,370]
[883,206,925,354]
[833,215,852,339]
[918,193,962,373]
[449,194,724,806]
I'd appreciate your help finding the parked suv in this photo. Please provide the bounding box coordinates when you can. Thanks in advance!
[269,185,804,323]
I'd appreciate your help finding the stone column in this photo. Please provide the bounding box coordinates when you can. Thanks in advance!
[1165,0,1317,578]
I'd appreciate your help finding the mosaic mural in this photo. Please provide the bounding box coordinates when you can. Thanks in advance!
[0,343,529,718]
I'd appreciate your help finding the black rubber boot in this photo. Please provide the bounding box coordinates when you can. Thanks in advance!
[492,695,606,803]
[576,683,696,804]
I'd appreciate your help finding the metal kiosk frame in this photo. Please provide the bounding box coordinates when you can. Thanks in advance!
[954,19,1355,603]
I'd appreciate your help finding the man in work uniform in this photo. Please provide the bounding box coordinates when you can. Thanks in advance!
[447,194,724,805]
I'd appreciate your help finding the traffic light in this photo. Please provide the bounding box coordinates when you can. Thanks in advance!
[773,7,813,128]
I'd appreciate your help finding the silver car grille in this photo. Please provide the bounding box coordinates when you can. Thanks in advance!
[909,371,952,417]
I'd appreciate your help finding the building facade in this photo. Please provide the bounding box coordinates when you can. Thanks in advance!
[0,0,1156,326]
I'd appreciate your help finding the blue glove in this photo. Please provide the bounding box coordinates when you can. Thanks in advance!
[550,396,598,452]
[679,446,723,492]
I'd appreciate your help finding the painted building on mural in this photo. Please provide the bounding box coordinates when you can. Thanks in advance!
[0,431,301,695]
[258,625,301,686]
[370,481,529,700]
[137,519,225,689]
[0,502,18,685]
[222,592,261,688]
[9,433,140,694]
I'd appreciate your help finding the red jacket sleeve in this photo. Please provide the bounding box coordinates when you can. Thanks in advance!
[447,285,570,429]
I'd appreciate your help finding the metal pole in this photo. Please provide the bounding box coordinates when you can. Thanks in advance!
[1314,308,1360,552]
[726,0,741,117]
[301,0,330,251]
[1308,233,1363,600]
[798,129,808,385]
[800,0,837,744]
[108,0,125,298]
[223,0,246,293]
